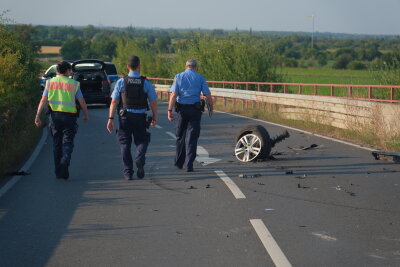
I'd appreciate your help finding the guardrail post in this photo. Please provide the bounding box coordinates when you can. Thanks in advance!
[331,86,334,96]
[258,84,260,91]
[270,84,273,93]
[348,86,353,97]
[298,85,302,94]
[368,87,372,99]
[246,83,249,90]
[234,83,236,89]
[314,85,317,96]
[391,87,395,101]
[223,82,225,89]
[284,84,287,94]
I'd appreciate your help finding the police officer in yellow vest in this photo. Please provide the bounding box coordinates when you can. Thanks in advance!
[35,61,89,179]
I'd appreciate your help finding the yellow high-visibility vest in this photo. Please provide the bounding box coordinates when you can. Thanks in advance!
[46,76,79,113]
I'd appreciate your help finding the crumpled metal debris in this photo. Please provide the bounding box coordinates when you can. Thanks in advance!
[288,144,319,151]
[372,151,400,163]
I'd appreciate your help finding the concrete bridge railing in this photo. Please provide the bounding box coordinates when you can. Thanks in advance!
[154,84,400,139]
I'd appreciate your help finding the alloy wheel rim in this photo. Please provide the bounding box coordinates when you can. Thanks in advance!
[235,134,262,162]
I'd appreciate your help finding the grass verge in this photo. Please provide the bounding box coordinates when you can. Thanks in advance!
[0,106,43,181]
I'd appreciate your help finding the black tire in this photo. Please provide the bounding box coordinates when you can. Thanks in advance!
[235,125,271,162]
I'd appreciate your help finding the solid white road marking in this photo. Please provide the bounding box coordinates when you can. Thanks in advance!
[215,170,246,199]
[0,128,48,199]
[250,219,292,267]
[216,110,375,152]
[155,125,163,129]
[197,146,221,166]
[166,131,176,139]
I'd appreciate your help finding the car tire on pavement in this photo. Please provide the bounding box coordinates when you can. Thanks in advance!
[235,125,271,162]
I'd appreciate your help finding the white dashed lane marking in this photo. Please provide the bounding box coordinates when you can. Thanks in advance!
[250,219,292,267]
[214,170,246,199]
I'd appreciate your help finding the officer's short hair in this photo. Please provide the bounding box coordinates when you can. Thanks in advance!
[186,59,198,68]
[56,61,71,74]
[128,56,140,70]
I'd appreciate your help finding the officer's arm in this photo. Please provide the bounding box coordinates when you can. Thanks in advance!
[77,98,89,122]
[149,100,158,126]
[35,96,48,127]
[107,99,119,133]
[167,93,178,121]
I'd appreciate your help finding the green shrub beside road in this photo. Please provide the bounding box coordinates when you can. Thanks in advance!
[0,19,42,180]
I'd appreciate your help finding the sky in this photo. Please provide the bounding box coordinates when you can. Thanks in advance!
[2,0,400,35]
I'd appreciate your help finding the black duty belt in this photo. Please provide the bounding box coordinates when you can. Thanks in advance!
[178,103,195,106]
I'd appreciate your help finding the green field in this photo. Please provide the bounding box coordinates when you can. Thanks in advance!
[281,67,378,85]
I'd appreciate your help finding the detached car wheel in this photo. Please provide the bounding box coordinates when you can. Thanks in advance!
[235,125,271,162]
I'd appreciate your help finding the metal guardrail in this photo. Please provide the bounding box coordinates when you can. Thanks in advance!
[148,77,400,103]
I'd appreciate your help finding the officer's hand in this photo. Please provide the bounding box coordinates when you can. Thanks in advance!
[151,118,157,126]
[35,116,42,127]
[83,115,89,123]
[107,119,114,133]
[168,111,175,121]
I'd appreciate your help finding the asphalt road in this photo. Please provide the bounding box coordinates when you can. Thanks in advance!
[1,103,399,267]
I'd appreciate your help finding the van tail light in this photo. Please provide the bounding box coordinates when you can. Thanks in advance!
[103,80,111,86]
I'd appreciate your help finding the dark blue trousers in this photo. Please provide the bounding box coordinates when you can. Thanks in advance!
[48,111,78,176]
[118,113,150,177]
[175,106,202,170]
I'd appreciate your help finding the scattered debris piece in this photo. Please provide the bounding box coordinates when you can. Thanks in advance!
[6,171,31,176]
[258,182,265,185]
[153,209,159,211]
[296,174,307,179]
[271,151,283,156]
[188,186,197,189]
[184,180,189,182]
[334,185,342,191]
[288,144,319,151]
[298,183,310,189]
[299,226,307,228]
[206,184,211,188]
[332,176,336,178]
[238,174,262,178]
[176,231,183,235]
[285,170,294,175]
[372,151,400,163]
[264,208,275,211]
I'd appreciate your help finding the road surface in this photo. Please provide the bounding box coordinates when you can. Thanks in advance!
[1,103,399,267]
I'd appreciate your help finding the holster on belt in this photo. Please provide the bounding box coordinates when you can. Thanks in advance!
[174,102,181,112]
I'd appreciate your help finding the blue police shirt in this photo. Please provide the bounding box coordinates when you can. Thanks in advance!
[169,69,211,104]
[111,72,157,113]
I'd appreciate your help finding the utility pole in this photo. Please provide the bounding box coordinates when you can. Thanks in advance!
[311,15,315,49]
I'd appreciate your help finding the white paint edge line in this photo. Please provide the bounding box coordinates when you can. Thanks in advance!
[215,110,375,152]
[214,170,246,199]
[0,128,48,199]
[155,125,163,129]
[166,131,176,139]
[250,219,292,267]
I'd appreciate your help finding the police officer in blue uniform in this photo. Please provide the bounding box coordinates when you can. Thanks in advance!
[168,60,213,172]
[107,56,158,180]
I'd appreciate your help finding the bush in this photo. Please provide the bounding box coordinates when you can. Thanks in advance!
[348,60,366,70]
[0,16,41,178]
